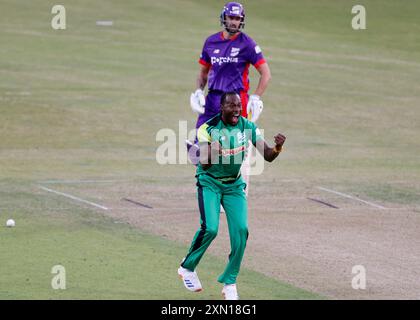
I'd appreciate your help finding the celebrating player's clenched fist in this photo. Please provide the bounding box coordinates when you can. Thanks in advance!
[274,133,286,149]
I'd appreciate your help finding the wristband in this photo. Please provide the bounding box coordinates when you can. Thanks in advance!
[273,145,283,153]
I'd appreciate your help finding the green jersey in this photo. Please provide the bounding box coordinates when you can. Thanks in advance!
[196,113,262,182]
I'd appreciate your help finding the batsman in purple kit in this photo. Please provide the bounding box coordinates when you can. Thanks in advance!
[187,2,271,162]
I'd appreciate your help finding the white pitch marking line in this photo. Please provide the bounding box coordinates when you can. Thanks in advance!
[317,186,388,210]
[38,186,109,211]
[96,20,113,26]
[38,179,124,184]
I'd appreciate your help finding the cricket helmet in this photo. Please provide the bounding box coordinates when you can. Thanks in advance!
[220,2,245,34]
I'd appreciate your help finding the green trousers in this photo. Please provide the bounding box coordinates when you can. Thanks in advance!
[181,173,248,285]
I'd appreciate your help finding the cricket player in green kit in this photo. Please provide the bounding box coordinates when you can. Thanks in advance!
[178,92,286,300]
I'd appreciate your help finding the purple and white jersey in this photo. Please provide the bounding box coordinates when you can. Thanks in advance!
[199,32,266,94]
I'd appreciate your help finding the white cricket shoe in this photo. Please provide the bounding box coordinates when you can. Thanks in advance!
[222,284,239,300]
[178,266,203,292]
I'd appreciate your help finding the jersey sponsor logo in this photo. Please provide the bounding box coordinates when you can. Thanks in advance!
[210,56,239,66]
[230,47,240,57]
[255,45,261,54]
[221,145,246,157]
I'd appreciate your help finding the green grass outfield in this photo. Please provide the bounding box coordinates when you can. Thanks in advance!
[1,0,419,299]
[0,181,318,299]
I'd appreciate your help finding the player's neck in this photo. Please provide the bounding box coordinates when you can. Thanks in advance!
[221,113,228,125]
[221,113,237,126]
[222,30,240,40]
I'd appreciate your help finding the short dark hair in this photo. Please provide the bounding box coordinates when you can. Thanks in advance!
[220,92,240,106]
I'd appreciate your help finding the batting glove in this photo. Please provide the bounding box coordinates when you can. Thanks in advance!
[247,94,264,122]
[190,89,206,114]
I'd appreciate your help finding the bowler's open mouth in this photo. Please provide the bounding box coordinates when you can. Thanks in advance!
[231,113,240,124]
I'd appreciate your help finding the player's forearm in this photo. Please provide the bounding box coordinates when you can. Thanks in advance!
[200,143,220,170]
[256,140,282,162]
[196,75,207,90]
[196,67,209,90]
[199,144,211,169]
[254,64,271,97]
[263,145,281,162]
[201,162,212,170]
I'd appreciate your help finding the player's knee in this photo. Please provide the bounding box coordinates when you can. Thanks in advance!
[206,227,218,239]
[238,226,249,239]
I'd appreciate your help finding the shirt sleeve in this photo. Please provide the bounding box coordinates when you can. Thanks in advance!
[198,39,211,67]
[247,37,266,69]
[246,120,263,146]
[197,124,212,143]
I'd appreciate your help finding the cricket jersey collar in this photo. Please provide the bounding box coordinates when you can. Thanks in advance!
[220,31,241,41]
